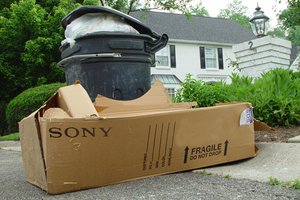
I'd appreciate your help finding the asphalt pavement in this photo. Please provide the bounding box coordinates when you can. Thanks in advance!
[0,141,299,199]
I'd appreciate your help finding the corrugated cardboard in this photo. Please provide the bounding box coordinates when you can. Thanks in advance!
[19,82,257,194]
[57,83,99,118]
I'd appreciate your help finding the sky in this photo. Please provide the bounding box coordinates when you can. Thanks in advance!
[200,0,288,28]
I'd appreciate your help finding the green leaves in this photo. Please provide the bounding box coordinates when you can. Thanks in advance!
[252,69,300,126]
[175,74,230,107]
[279,0,300,28]
[268,177,300,190]
[217,0,250,29]
[276,1,300,46]
[6,82,65,132]
[142,0,193,14]
[176,69,300,127]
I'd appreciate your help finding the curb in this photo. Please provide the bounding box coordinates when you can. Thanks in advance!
[1,146,21,151]
[288,135,300,143]
[0,141,21,152]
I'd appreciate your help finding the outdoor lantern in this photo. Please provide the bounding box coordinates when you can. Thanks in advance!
[249,5,269,37]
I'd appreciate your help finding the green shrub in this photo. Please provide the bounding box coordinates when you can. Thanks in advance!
[175,74,231,107]
[251,69,300,126]
[176,69,300,127]
[227,73,254,102]
[6,82,65,133]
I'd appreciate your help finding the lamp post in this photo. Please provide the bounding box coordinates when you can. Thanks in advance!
[249,4,269,37]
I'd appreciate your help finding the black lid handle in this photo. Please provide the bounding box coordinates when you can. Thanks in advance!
[146,33,169,53]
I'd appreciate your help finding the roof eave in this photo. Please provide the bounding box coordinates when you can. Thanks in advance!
[168,38,235,47]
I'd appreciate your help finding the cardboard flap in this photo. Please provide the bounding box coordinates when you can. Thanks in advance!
[94,80,171,112]
[254,119,276,132]
[19,114,48,191]
[94,80,196,114]
[57,83,99,118]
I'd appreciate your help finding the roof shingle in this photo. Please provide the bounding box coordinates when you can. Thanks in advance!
[130,11,255,44]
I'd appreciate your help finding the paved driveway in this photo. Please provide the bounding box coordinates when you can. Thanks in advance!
[1,149,299,200]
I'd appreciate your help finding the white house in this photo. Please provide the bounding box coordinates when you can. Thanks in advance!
[131,11,256,96]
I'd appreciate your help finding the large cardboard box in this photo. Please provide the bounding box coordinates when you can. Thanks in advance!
[19,82,257,194]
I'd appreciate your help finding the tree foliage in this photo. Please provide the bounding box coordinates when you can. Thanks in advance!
[267,26,286,38]
[189,1,209,17]
[277,0,300,45]
[287,25,300,45]
[279,0,300,28]
[0,0,76,99]
[0,0,16,10]
[95,0,193,14]
[0,0,78,133]
[217,0,250,29]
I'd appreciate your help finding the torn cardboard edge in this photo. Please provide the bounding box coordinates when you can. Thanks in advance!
[94,81,197,114]
[217,103,274,132]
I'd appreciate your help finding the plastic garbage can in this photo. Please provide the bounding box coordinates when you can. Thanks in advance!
[58,6,168,101]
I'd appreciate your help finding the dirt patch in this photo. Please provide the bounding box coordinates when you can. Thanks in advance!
[255,125,300,143]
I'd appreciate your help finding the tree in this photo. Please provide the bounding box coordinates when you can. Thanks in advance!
[0,0,78,134]
[0,0,16,10]
[189,1,209,17]
[287,26,300,45]
[267,26,286,38]
[279,0,300,28]
[217,0,250,29]
[278,1,300,45]
[93,0,193,14]
[0,0,47,97]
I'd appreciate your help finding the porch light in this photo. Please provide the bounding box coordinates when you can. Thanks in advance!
[249,5,269,37]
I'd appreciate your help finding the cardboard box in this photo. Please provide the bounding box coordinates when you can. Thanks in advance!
[19,81,257,194]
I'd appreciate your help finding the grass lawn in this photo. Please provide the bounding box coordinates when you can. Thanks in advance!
[0,132,20,141]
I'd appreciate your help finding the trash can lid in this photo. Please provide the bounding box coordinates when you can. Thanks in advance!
[61,6,154,37]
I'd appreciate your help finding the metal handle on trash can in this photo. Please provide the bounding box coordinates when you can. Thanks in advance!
[146,33,169,53]
[58,53,122,67]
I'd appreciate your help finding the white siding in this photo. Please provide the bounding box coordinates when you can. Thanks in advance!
[233,36,292,78]
[151,41,236,84]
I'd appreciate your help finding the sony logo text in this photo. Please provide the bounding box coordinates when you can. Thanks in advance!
[48,127,112,138]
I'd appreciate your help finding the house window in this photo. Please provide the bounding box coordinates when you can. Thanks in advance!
[155,45,176,68]
[151,74,180,98]
[200,47,224,70]
[151,74,181,85]
[205,48,217,69]
[166,88,175,98]
[156,46,169,66]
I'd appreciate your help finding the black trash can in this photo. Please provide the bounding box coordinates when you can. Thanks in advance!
[58,6,168,101]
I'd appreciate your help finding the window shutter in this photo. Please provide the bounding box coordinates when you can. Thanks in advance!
[170,45,176,68]
[217,48,224,70]
[200,47,206,69]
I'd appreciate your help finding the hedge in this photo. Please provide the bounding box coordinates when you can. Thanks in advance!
[6,82,65,133]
